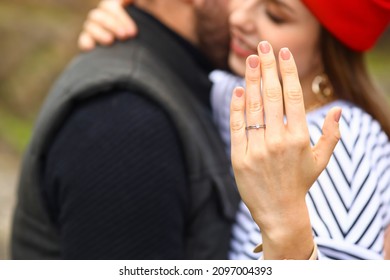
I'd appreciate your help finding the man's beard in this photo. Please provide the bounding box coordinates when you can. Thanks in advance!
[195,0,231,70]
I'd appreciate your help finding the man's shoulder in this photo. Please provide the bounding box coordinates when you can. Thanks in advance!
[63,40,148,82]
[76,39,145,64]
[47,40,172,111]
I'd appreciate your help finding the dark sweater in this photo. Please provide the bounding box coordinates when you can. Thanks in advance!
[41,7,214,259]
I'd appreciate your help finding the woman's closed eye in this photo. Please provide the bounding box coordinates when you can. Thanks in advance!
[264,0,295,25]
[265,10,286,24]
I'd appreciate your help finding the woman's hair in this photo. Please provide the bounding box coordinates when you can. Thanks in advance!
[320,27,390,138]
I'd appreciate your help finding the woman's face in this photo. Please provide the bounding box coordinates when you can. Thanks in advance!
[228,0,322,81]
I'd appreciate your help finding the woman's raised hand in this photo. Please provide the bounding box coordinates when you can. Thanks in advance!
[230,41,342,259]
[78,0,136,51]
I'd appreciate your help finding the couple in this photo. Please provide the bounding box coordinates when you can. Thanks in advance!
[11,0,390,259]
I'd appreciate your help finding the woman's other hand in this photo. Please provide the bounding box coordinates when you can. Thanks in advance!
[78,0,136,51]
[230,41,342,259]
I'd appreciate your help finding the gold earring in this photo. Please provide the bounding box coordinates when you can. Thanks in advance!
[312,73,334,101]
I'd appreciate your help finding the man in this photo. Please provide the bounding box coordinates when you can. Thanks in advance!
[11,0,240,259]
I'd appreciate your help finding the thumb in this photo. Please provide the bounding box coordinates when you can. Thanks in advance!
[312,107,342,171]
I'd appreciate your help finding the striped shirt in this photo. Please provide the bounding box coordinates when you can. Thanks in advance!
[210,70,390,260]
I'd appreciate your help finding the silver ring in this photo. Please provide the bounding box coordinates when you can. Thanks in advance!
[245,124,266,130]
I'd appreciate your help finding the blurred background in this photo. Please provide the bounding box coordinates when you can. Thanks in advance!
[0,0,99,259]
[0,0,389,260]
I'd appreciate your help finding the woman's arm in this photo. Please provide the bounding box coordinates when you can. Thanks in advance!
[230,41,341,259]
[78,0,136,51]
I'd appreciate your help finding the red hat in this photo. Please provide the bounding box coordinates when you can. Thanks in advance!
[302,0,390,51]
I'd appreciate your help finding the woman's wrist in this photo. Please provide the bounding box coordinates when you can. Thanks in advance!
[251,198,309,232]
[256,202,314,259]
[255,242,318,260]
[261,227,314,259]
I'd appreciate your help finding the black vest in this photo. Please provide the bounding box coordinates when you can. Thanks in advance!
[11,7,240,259]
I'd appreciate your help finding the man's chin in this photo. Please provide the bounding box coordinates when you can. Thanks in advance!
[195,0,230,70]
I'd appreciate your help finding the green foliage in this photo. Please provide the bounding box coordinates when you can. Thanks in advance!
[0,108,33,153]
[0,1,98,153]
[367,50,390,90]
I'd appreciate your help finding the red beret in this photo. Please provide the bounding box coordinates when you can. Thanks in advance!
[302,0,390,51]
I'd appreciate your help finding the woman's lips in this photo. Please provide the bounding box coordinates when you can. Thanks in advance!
[230,36,256,58]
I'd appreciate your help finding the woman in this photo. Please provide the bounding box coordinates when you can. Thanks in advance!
[78,0,390,259]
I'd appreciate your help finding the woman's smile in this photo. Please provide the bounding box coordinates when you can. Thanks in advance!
[230,34,257,58]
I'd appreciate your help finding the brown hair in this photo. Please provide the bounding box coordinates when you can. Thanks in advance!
[320,27,390,138]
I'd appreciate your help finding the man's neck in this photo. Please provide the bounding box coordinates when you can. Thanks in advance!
[136,1,199,46]
[127,6,214,107]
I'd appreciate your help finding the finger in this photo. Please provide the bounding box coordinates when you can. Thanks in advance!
[122,0,134,5]
[84,21,114,45]
[312,107,342,171]
[245,55,265,144]
[279,48,308,134]
[231,87,248,160]
[88,9,128,39]
[258,41,284,136]
[78,32,96,51]
[100,0,138,36]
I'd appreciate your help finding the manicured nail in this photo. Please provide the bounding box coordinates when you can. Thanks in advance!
[334,108,342,122]
[280,48,291,60]
[248,55,259,68]
[259,41,270,54]
[234,87,244,97]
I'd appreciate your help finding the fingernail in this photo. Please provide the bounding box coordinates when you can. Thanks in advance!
[248,55,259,68]
[259,41,270,54]
[280,48,291,60]
[234,87,244,97]
[334,108,342,122]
